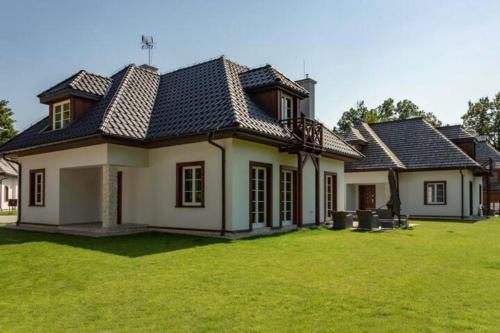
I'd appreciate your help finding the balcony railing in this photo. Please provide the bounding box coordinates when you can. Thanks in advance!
[280,114,323,152]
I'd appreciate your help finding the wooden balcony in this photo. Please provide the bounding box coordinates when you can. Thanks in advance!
[280,114,324,153]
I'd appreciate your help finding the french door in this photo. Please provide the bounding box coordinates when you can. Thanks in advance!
[324,173,337,222]
[251,166,267,228]
[281,170,294,226]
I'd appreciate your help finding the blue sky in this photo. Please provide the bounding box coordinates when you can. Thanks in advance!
[1,0,499,131]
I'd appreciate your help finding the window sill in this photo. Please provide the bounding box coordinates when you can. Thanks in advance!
[424,203,446,206]
[29,204,45,207]
[175,204,205,208]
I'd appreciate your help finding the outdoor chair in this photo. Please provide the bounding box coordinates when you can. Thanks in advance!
[331,211,354,230]
[356,210,381,231]
[375,209,397,229]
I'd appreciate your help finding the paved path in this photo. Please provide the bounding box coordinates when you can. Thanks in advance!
[0,215,17,224]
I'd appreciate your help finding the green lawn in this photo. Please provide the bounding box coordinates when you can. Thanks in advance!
[0,219,499,332]
[0,210,16,216]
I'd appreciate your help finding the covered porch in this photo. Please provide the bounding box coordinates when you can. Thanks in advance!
[345,170,390,211]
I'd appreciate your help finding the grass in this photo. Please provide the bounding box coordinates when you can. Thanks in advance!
[0,210,16,216]
[0,219,499,332]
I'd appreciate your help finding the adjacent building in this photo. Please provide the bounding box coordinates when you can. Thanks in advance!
[343,118,485,218]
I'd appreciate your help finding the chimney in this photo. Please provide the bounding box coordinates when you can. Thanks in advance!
[295,76,317,119]
[138,64,159,73]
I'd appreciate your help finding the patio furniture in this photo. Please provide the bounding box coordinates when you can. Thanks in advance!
[356,210,381,231]
[375,209,397,229]
[331,211,354,230]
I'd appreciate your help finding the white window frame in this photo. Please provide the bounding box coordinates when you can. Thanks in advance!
[53,100,71,130]
[281,94,293,121]
[251,166,267,226]
[34,172,44,206]
[426,182,446,205]
[281,169,293,225]
[182,165,203,206]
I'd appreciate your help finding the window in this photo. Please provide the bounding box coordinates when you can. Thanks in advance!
[4,186,9,202]
[479,184,482,205]
[53,100,71,129]
[249,162,272,229]
[29,169,45,206]
[424,181,446,205]
[280,168,295,225]
[324,172,337,220]
[281,94,293,122]
[176,162,204,207]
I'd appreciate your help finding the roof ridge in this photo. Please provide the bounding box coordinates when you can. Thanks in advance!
[362,123,406,168]
[221,58,242,127]
[369,117,424,126]
[99,65,135,133]
[160,56,225,77]
[422,118,481,167]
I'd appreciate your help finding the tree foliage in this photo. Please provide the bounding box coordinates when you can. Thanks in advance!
[0,100,17,144]
[462,92,500,149]
[337,98,442,132]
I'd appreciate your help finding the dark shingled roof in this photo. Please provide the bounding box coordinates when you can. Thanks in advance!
[239,65,309,97]
[343,127,367,144]
[345,118,481,171]
[1,57,361,160]
[437,125,477,141]
[476,140,500,169]
[38,70,112,99]
[345,123,405,172]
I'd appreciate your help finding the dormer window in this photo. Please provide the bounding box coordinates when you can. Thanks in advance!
[53,100,71,129]
[281,94,293,120]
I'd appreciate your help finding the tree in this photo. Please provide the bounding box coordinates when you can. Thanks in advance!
[336,98,442,132]
[0,100,16,144]
[462,93,500,149]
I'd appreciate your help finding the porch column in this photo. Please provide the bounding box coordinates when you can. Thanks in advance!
[101,164,118,228]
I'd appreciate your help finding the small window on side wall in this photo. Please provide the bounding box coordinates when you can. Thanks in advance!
[424,181,446,205]
[53,100,71,129]
[29,169,45,206]
[176,161,205,207]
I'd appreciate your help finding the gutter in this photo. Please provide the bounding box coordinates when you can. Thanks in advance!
[208,132,226,236]
[459,169,464,219]
[2,156,21,225]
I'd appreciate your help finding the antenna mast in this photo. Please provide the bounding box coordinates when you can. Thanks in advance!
[141,35,155,65]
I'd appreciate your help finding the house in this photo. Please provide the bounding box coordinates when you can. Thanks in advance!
[0,158,18,211]
[438,125,500,214]
[343,118,485,218]
[0,56,362,236]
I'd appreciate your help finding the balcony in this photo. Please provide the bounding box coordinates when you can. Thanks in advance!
[280,114,324,153]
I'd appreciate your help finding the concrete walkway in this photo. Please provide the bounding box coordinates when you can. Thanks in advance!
[0,215,17,224]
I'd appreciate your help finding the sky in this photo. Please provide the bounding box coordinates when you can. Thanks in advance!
[1,0,500,131]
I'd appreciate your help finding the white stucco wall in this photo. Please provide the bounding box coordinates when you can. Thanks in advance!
[229,139,345,230]
[1,176,18,210]
[399,169,481,217]
[18,139,347,231]
[345,171,390,211]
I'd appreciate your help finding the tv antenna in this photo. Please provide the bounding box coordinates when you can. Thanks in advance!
[141,35,155,65]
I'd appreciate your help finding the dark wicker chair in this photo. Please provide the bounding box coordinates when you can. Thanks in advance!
[375,209,397,229]
[332,211,354,230]
[356,210,381,230]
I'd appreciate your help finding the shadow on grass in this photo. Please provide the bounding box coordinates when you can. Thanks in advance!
[0,227,230,258]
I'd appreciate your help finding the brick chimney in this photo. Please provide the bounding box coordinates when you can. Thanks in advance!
[295,75,317,119]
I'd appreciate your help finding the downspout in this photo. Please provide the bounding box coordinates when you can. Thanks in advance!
[459,169,464,219]
[3,156,21,225]
[208,132,226,236]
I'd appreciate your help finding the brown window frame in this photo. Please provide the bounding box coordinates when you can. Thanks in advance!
[176,161,205,208]
[29,169,46,207]
[424,181,447,205]
[4,186,9,202]
[249,161,273,230]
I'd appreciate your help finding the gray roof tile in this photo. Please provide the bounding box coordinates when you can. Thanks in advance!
[1,57,361,160]
[38,70,111,98]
